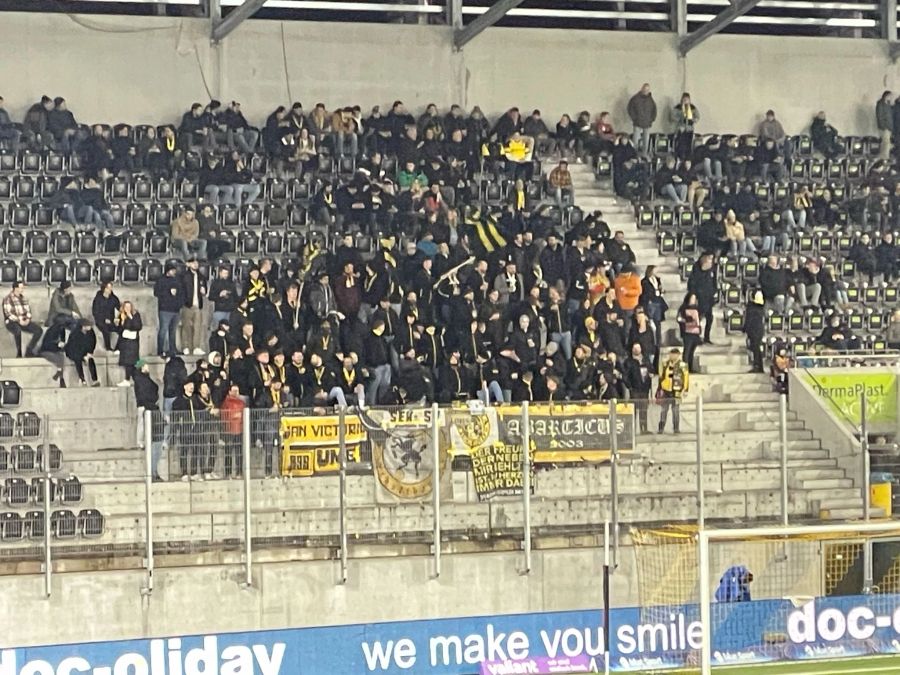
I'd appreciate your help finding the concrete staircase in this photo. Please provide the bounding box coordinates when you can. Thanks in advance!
[569,163,871,520]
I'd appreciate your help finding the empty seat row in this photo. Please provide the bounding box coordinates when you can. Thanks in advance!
[3,476,80,507]
[0,444,63,474]
[0,508,102,541]
[0,412,41,441]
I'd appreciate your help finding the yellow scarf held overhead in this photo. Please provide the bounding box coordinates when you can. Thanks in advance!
[683,104,693,122]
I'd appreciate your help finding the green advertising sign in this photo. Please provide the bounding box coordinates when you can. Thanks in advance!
[803,371,897,426]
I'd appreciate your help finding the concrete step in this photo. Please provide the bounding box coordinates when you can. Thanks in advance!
[793,466,847,480]
[796,477,855,490]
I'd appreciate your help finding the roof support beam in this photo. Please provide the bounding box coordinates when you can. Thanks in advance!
[884,0,898,42]
[678,0,762,55]
[671,0,687,36]
[212,0,267,42]
[453,0,524,50]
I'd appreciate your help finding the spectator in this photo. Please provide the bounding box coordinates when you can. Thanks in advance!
[608,231,636,274]
[47,97,81,152]
[0,96,21,149]
[758,109,792,167]
[179,102,215,152]
[171,206,207,261]
[888,309,900,350]
[655,156,686,204]
[875,231,898,282]
[743,290,766,373]
[133,360,164,481]
[657,348,689,434]
[39,320,68,388]
[614,264,642,332]
[154,262,184,357]
[640,265,667,333]
[791,256,822,309]
[771,346,790,394]
[759,255,794,313]
[849,233,878,283]
[114,301,142,386]
[220,383,245,478]
[595,112,616,156]
[524,109,554,157]
[759,211,789,256]
[222,101,258,153]
[22,96,53,150]
[224,151,261,208]
[755,138,785,182]
[46,280,82,331]
[65,319,100,386]
[671,93,699,160]
[2,282,42,358]
[173,380,201,481]
[677,293,702,372]
[331,107,358,159]
[92,281,120,352]
[80,177,115,233]
[876,91,893,161]
[811,111,842,159]
[687,254,716,343]
[199,154,233,205]
[555,114,577,161]
[180,257,207,356]
[209,265,238,330]
[627,83,657,156]
[624,343,653,434]
[725,209,757,259]
[547,160,573,207]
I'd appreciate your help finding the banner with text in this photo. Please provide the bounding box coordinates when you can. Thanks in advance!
[10,594,900,673]
[280,414,368,477]
[802,370,897,428]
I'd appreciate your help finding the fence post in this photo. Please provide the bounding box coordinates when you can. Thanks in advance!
[602,520,611,675]
[143,409,154,595]
[609,401,619,568]
[698,530,712,675]
[43,414,51,598]
[338,405,348,584]
[242,406,252,587]
[521,401,531,575]
[696,395,705,529]
[780,394,789,526]
[862,392,870,523]
[861,393,873,593]
[431,402,441,579]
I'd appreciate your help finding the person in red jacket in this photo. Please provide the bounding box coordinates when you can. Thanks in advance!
[614,264,643,333]
[219,383,246,478]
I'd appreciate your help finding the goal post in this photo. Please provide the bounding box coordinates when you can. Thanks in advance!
[698,521,900,675]
[630,521,900,673]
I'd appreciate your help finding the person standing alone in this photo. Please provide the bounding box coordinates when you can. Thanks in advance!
[627,83,657,156]
[180,257,207,356]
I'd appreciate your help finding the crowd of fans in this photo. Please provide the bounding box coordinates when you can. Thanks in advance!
[16,84,895,478]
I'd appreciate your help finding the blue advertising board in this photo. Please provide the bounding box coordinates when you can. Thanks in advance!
[6,594,900,673]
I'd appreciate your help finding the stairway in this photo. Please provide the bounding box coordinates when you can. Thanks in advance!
[568,164,873,520]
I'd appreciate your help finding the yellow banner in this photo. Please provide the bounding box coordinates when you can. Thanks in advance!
[280,415,367,477]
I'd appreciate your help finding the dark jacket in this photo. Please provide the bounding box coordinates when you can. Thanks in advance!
[627,92,657,128]
[687,264,717,311]
[180,269,208,310]
[65,328,96,362]
[163,356,188,398]
[743,302,766,342]
[759,266,790,300]
[133,371,160,410]
[154,274,186,313]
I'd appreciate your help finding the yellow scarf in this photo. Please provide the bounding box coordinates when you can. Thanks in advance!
[516,190,525,210]
[343,368,355,386]
[165,136,175,152]
[683,104,693,122]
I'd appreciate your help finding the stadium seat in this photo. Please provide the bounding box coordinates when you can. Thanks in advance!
[3,230,24,256]
[0,512,24,541]
[141,257,163,285]
[79,509,104,538]
[4,478,27,506]
[36,443,62,473]
[69,258,92,284]
[1,381,20,408]
[117,257,140,284]
[44,258,66,284]
[31,477,55,506]
[16,413,40,440]
[57,477,82,505]
[93,258,116,284]
[76,231,98,256]
[50,229,73,256]
[19,258,42,284]
[26,231,49,256]
[51,509,77,539]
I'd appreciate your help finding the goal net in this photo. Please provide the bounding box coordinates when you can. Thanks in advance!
[630,522,900,673]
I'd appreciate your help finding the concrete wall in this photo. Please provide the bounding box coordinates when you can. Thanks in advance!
[0,12,896,137]
[2,547,628,647]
